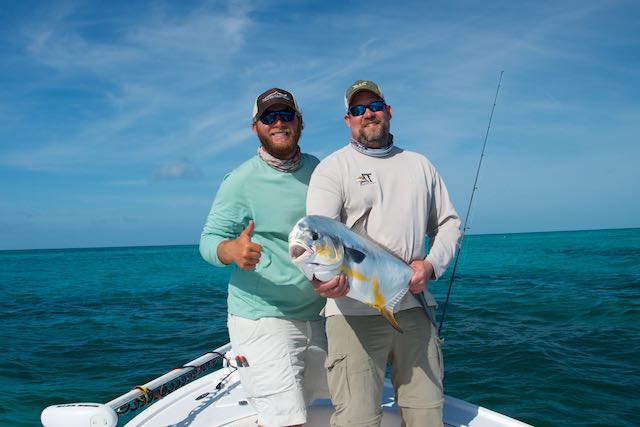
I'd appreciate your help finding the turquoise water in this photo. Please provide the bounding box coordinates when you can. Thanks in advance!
[1,228,639,426]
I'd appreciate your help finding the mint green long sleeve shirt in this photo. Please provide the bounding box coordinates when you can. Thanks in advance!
[200,154,324,321]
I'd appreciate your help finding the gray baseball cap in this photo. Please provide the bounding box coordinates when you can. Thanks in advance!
[344,80,385,110]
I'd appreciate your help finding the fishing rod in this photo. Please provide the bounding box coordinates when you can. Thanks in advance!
[438,71,504,336]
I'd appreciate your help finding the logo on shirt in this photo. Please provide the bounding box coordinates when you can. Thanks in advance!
[356,173,375,186]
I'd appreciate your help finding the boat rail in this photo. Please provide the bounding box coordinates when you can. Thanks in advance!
[41,343,234,427]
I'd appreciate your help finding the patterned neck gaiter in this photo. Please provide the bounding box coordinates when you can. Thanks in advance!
[349,134,394,157]
[257,145,302,172]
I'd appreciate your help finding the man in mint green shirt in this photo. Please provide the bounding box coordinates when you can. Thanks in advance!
[199,88,348,427]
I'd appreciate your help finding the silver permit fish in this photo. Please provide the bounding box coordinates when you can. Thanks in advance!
[288,215,412,332]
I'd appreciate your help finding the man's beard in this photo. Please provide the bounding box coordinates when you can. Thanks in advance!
[357,118,390,148]
[257,122,302,159]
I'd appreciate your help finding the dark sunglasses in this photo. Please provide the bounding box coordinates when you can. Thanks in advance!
[348,101,386,116]
[259,110,296,125]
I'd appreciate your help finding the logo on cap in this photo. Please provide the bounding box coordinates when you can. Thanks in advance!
[262,91,290,102]
[352,81,369,90]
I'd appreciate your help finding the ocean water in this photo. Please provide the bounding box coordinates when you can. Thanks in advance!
[1,228,639,427]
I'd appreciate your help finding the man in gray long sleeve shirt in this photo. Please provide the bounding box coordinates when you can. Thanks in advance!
[307,80,461,427]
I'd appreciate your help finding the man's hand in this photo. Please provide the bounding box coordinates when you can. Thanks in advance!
[311,273,349,298]
[408,259,434,294]
[216,220,263,269]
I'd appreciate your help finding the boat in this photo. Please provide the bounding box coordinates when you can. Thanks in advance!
[41,342,531,427]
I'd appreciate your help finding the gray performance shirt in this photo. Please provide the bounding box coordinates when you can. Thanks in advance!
[307,144,461,316]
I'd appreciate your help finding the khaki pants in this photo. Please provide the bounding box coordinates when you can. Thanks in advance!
[325,308,444,427]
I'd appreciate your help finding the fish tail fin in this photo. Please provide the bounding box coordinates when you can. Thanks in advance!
[381,308,403,333]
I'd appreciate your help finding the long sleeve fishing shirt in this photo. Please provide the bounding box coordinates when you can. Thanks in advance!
[200,154,325,321]
[307,144,461,316]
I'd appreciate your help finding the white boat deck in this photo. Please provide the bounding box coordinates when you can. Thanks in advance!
[42,344,531,427]
[123,363,530,427]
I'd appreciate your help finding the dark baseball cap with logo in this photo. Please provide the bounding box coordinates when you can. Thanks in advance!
[344,80,385,110]
[252,88,301,122]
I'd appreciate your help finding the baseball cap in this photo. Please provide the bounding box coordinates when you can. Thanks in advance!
[252,88,300,122]
[344,80,385,110]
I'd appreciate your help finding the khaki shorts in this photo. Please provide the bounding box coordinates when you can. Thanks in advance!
[325,308,444,427]
[228,315,329,426]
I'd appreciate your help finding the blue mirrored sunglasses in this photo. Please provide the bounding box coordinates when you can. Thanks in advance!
[259,110,296,125]
[348,101,386,116]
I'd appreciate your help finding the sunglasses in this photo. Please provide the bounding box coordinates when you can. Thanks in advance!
[348,101,386,116]
[259,110,296,125]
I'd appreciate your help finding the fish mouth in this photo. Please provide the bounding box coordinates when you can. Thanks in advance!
[289,240,312,261]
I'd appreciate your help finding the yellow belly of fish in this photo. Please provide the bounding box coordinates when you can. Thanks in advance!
[339,265,402,332]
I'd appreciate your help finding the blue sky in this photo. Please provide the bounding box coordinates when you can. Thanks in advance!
[1,0,638,250]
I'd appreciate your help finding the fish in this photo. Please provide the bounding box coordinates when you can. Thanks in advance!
[288,214,413,332]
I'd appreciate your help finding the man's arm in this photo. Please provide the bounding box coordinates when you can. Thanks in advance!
[306,158,343,220]
[408,259,435,294]
[424,171,462,280]
[306,158,349,298]
[216,221,263,269]
[408,167,460,293]
[200,174,258,268]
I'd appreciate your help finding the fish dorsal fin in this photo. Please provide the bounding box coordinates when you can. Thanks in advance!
[344,246,366,264]
[350,207,371,236]
[349,209,408,267]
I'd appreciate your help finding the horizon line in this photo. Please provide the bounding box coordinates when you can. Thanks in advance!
[1,226,638,253]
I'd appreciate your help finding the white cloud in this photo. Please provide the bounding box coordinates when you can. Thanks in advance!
[1,0,639,248]
[153,159,203,181]
[2,2,255,172]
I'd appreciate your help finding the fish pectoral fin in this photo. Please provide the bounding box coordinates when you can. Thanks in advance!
[380,308,403,333]
[344,246,366,264]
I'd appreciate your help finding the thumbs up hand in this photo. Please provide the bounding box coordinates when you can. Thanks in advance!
[216,220,263,269]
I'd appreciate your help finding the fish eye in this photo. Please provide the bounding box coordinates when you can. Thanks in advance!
[310,231,319,240]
